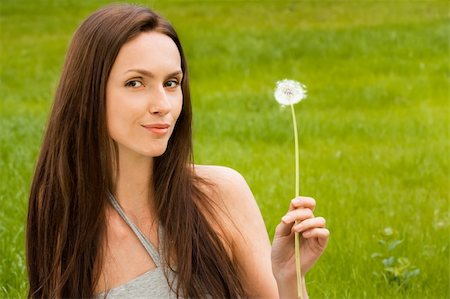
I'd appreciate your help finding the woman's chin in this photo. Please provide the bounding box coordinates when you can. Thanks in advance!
[142,146,168,158]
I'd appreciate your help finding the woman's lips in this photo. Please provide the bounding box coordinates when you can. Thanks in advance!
[142,123,170,135]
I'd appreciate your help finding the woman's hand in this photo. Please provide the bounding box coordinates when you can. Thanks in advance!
[271,196,329,283]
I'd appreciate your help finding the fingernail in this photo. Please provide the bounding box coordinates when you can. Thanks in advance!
[282,215,292,222]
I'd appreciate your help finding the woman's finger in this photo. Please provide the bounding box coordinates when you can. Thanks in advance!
[288,196,316,212]
[301,227,330,248]
[275,197,317,237]
[274,219,294,237]
[282,208,314,224]
[292,217,326,233]
[276,208,314,237]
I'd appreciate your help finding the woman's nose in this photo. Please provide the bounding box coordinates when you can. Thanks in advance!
[148,86,171,116]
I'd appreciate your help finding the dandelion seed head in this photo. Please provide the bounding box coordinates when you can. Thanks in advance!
[274,79,307,106]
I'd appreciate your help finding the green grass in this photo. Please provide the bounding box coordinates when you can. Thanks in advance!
[1,0,449,298]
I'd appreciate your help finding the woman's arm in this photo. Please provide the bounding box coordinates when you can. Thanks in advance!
[195,165,328,299]
[195,165,279,297]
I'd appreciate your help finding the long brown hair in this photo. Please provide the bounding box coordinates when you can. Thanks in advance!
[27,4,246,298]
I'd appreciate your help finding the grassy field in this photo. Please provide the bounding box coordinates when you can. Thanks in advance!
[1,0,449,298]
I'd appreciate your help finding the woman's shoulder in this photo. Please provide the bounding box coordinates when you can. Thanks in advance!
[193,164,261,227]
[193,164,251,199]
[193,164,245,182]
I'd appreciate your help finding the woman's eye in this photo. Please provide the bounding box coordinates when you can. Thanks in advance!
[125,80,143,88]
[164,80,180,88]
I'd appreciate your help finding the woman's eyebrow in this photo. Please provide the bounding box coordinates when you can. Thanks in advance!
[125,69,182,78]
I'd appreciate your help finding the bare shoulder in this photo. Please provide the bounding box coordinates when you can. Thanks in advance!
[193,164,251,200]
[193,164,264,237]
[194,164,246,183]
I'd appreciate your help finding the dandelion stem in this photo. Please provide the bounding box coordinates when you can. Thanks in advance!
[290,104,299,197]
[290,103,303,299]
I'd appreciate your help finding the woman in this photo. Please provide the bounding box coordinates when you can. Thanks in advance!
[27,4,329,298]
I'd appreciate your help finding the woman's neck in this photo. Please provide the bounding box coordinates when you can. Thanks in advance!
[113,146,154,218]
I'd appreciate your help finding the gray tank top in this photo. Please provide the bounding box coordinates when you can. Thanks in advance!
[95,193,178,299]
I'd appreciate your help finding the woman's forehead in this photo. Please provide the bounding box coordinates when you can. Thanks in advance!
[112,31,181,76]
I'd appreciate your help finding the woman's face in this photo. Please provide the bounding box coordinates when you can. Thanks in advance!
[106,31,183,158]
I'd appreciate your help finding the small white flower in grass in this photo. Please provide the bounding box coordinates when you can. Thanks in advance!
[274,79,307,106]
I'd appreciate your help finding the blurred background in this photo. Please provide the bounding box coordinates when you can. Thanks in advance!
[1,0,448,298]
